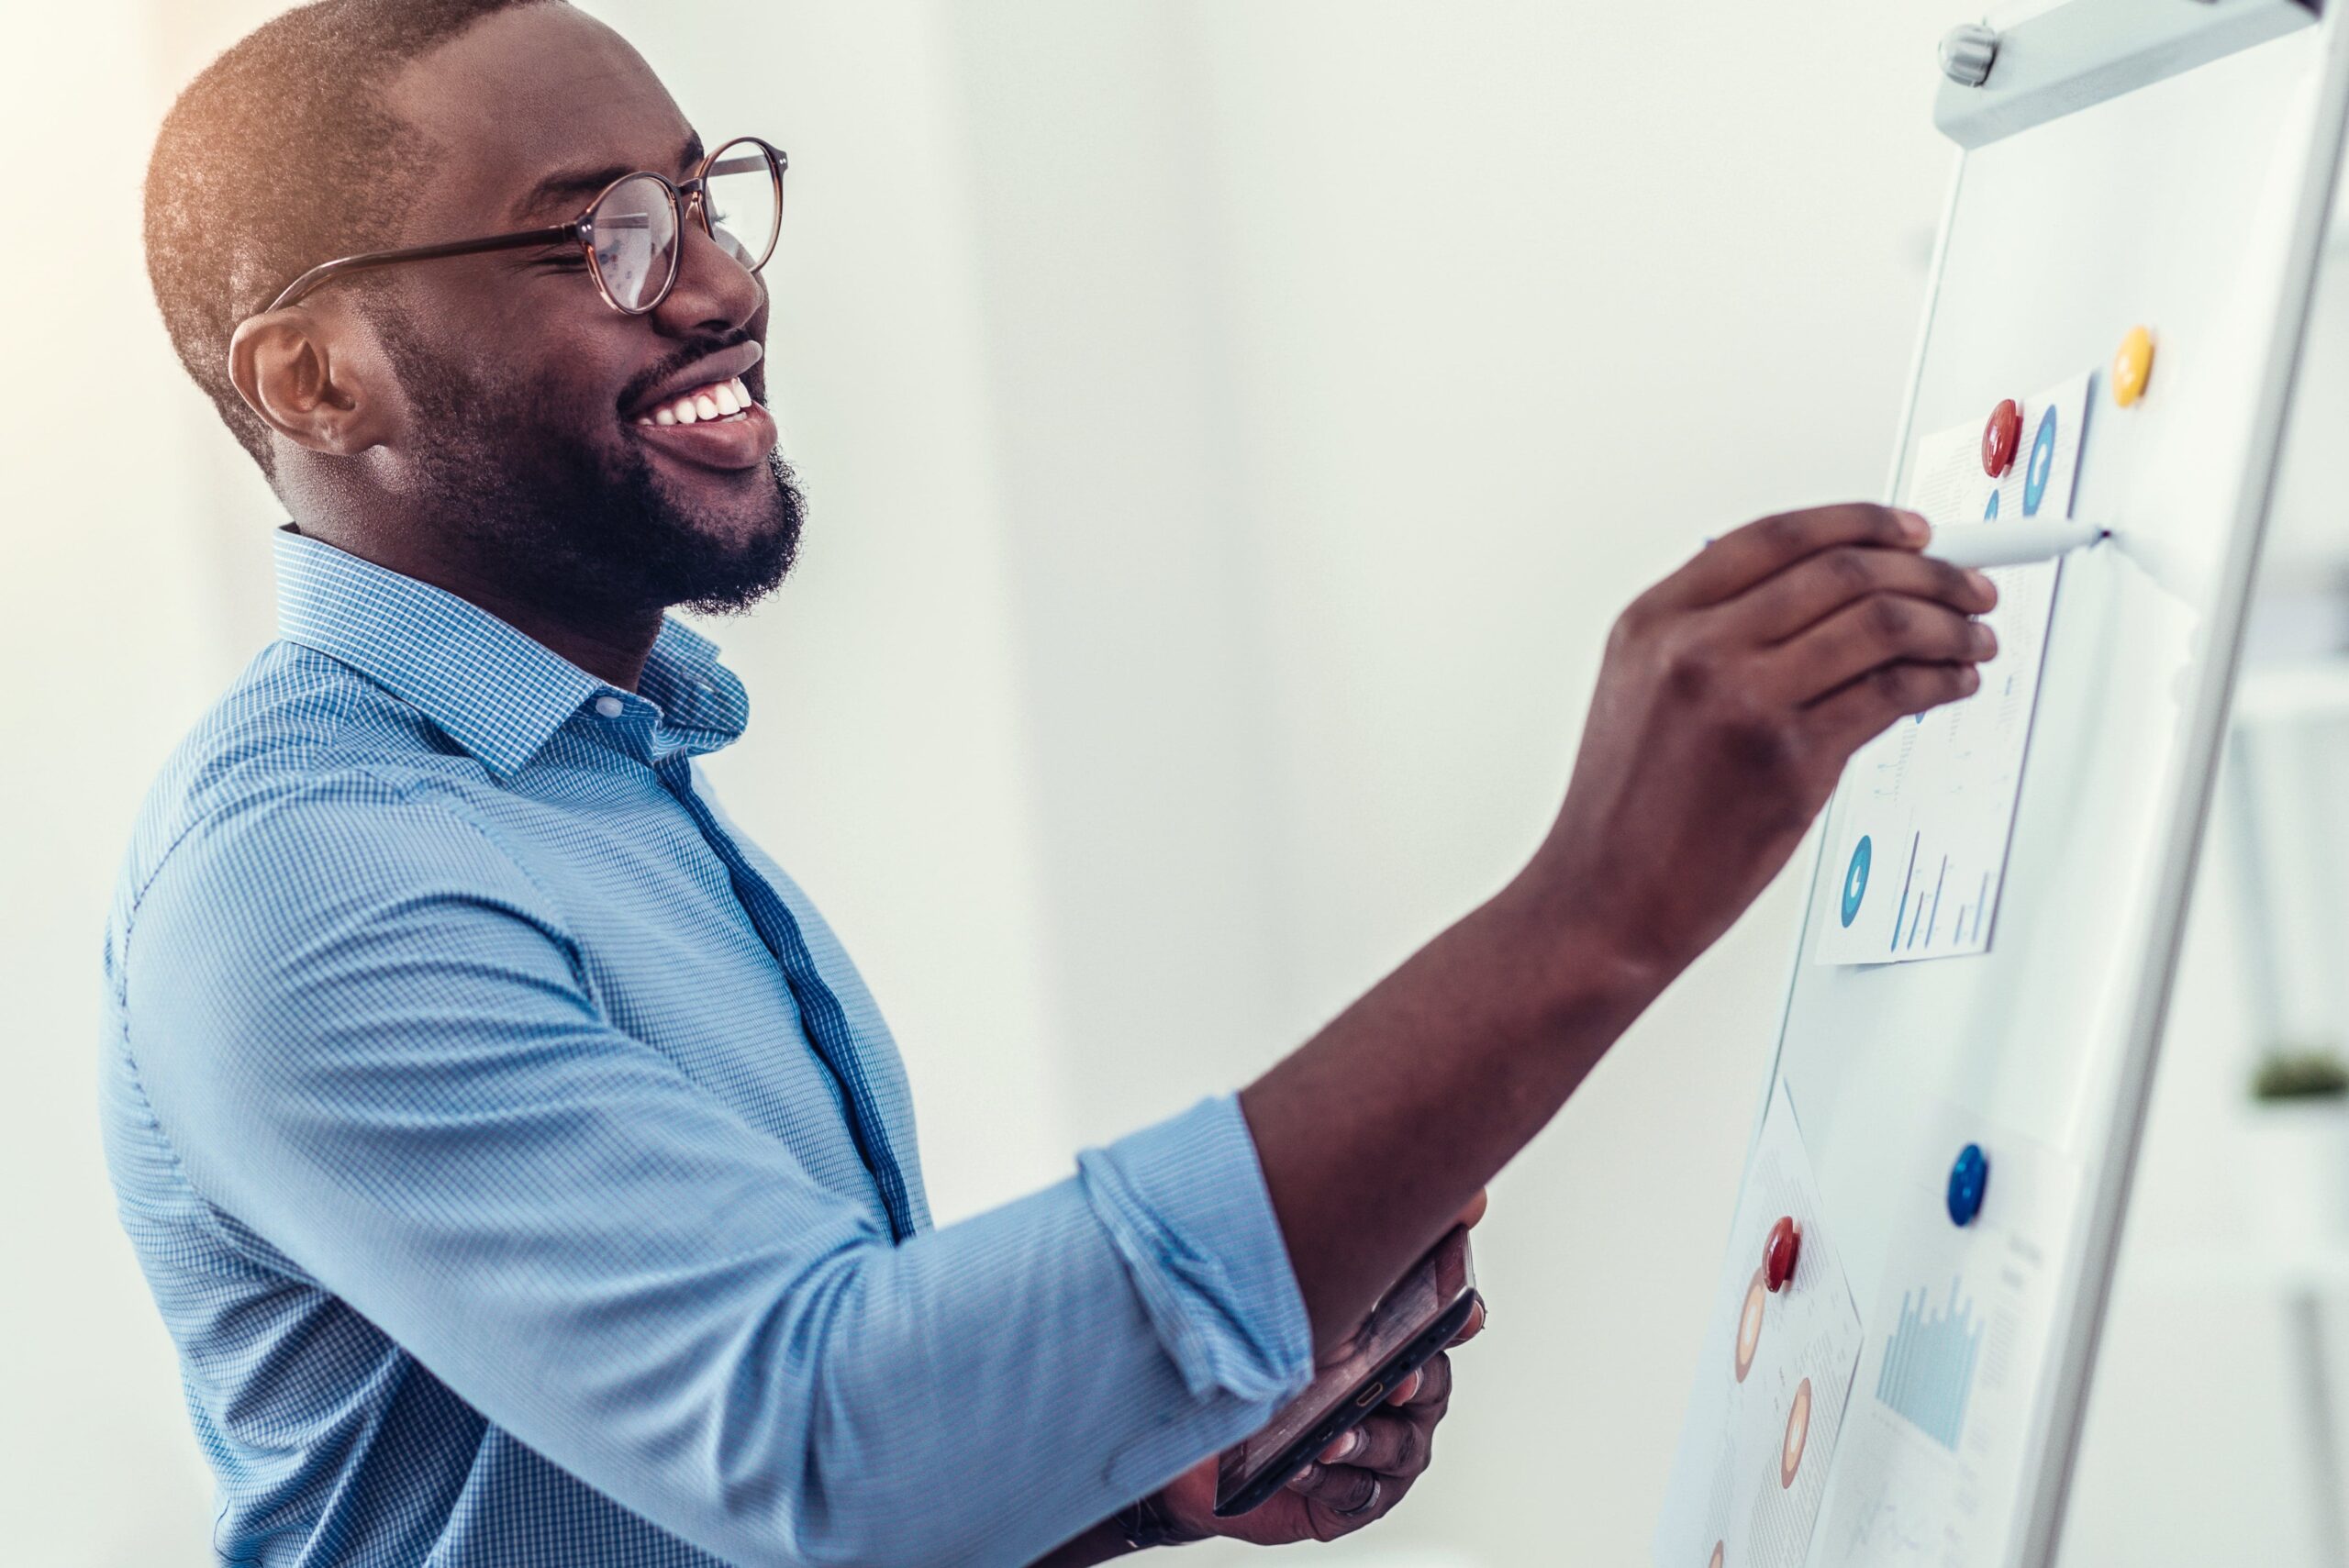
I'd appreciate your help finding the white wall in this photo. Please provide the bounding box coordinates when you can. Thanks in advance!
[931,6,1955,1563]
[0,3,267,1558]
[6,3,2310,1565]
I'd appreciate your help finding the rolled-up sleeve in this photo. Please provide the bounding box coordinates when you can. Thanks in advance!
[122,783,1311,1568]
[1078,1099,1309,1407]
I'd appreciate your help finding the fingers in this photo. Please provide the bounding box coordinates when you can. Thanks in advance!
[1448,1296,1487,1347]
[1286,1460,1383,1516]
[1805,660,1985,754]
[1379,1346,1454,1409]
[1395,1349,1453,1412]
[1454,1188,1489,1230]
[1285,1346,1462,1531]
[1764,593,1997,707]
[1382,1351,1453,1410]
[1311,1350,1453,1479]
[1647,506,1928,612]
[1727,545,1995,646]
[1329,1411,1431,1477]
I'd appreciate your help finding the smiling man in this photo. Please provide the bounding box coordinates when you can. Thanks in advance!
[107,2,2001,1565]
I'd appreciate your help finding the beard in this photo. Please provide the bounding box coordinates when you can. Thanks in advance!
[379,313,802,619]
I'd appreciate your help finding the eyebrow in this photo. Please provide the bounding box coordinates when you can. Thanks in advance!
[510,131,706,222]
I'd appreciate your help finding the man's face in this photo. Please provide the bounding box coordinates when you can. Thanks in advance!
[370,5,798,617]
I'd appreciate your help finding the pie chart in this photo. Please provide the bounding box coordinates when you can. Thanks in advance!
[2022,406,2058,516]
[1841,836,1872,928]
[1780,1377,1814,1488]
[1735,1267,1768,1384]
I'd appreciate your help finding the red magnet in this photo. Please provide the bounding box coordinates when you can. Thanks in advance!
[1763,1215,1801,1293]
[1982,398,2022,477]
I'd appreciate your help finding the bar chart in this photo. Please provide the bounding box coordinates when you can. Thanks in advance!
[1819,1118,2079,1568]
[1875,1279,1983,1451]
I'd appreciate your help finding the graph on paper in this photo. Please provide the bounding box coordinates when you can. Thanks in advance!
[1815,372,2088,966]
[1815,1111,2080,1568]
[1875,1281,1983,1451]
[1656,1083,1864,1568]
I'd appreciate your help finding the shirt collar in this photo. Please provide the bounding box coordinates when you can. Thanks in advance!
[273,526,751,780]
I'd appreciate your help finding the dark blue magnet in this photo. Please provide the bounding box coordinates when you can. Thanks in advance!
[1946,1142,1990,1226]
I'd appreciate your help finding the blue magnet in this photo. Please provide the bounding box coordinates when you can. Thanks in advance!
[1984,490,2000,520]
[1946,1143,1990,1227]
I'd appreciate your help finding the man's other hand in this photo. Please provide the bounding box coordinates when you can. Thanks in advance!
[1152,1192,1489,1546]
[1520,504,1996,982]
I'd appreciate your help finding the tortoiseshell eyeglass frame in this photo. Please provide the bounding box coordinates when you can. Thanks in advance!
[260,136,785,317]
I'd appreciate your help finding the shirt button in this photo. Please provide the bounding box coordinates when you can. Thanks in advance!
[594,695,625,718]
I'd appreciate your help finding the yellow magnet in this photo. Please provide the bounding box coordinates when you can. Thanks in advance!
[2111,325,2154,407]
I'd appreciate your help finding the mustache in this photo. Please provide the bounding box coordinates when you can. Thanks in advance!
[615,329,759,412]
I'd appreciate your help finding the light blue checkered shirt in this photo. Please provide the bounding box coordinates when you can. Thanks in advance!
[100,528,1310,1567]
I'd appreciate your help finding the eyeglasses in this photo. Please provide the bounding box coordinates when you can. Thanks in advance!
[262,136,786,317]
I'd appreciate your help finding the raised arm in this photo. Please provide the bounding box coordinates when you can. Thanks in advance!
[1244,504,1998,1342]
[121,502,1990,1567]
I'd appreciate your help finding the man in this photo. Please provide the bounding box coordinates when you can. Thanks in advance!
[109,2,1998,1564]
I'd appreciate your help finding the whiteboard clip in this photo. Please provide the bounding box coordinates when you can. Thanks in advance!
[1940,23,1998,89]
[1933,0,2316,150]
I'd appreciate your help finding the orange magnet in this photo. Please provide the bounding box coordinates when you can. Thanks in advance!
[2112,325,2155,407]
[1982,398,2022,477]
[1763,1215,1801,1293]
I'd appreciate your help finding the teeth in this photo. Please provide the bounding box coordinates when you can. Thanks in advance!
[638,375,761,429]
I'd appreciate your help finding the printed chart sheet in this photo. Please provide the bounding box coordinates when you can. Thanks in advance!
[1816,373,2088,966]
[1657,1083,1864,1568]
[1814,1110,2082,1568]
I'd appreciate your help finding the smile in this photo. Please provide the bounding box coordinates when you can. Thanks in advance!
[628,374,777,472]
[635,375,758,428]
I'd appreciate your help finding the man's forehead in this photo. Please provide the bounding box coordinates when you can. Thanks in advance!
[384,5,694,229]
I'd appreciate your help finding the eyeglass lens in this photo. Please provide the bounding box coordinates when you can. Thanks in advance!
[698,140,782,272]
[588,173,683,312]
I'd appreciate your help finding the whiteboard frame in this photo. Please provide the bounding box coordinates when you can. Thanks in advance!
[2018,12,2349,1563]
[1737,6,2349,1564]
[1936,0,2316,150]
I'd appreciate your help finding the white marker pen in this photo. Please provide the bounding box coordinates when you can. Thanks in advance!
[1925,517,2108,571]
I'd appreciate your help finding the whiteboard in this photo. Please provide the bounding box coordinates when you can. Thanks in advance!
[1662,5,2349,1566]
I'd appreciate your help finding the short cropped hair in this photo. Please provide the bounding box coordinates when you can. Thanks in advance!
[144,0,554,476]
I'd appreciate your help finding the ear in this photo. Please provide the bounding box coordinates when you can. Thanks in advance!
[227,306,401,458]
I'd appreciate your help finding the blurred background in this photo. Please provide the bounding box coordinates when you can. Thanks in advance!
[11,1,2349,1563]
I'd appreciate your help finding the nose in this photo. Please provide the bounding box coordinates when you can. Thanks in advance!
[652,207,764,336]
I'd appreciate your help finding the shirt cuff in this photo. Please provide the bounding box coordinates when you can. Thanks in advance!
[1075,1095,1313,1407]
